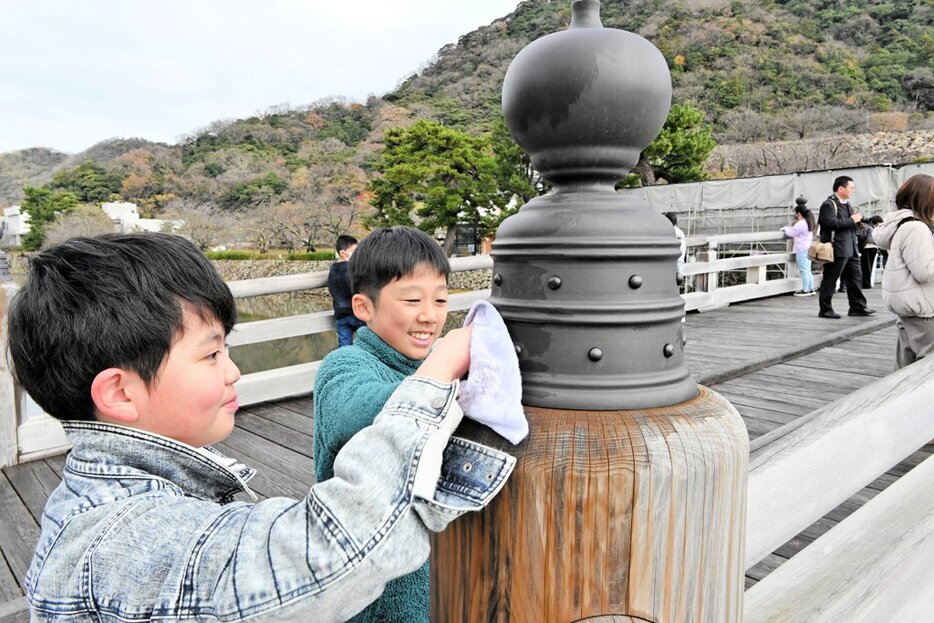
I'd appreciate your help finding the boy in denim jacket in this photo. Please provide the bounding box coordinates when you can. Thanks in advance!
[314,226,456,623]
[8,232,514,622]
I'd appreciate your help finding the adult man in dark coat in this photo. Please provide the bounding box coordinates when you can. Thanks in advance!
[817,175,877,319]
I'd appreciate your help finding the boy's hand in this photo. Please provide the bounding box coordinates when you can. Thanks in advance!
[416,326,472,383]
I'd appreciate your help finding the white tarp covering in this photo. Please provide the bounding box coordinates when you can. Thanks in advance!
[622,163,934,235]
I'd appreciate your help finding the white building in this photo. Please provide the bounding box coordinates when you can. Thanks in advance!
[0,206,30,247]
[101,201,171,234]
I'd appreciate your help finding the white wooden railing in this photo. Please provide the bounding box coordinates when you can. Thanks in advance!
[682,230,814,312]
[744,355,934,620]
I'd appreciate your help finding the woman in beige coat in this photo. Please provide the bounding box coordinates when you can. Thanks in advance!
[872,174,934,368]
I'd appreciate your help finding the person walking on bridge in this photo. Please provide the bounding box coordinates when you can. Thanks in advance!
[872,174,934,369]
[817,175,876,319]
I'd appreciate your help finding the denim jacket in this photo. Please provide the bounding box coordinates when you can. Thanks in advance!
[25,377,515,622]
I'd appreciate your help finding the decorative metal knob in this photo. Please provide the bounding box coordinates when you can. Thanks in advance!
[663,343,675,358]
[489,0,697,409]
[493,273,503,287]
[502,0,672,187]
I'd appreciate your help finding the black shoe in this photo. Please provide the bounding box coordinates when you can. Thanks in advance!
[819,311,842,319]
[848,308,877,316]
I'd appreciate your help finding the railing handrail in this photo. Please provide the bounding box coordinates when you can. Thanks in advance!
[228,255,494,299]
[745,354,934,571]
[686,230,787,248]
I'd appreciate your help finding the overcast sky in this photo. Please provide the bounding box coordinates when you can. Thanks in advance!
[0,0,519,154]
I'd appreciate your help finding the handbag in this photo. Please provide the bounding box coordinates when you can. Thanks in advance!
[808,239,834,263]
[807,198,838,263]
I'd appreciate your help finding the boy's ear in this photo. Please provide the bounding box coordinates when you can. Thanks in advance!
[351,293,374,323]
[90,368,143,424]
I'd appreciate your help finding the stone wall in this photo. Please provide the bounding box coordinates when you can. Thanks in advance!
[212,259,332,281]
[214,259,490,290]
[709,129,934,178]
[215,259,492,314]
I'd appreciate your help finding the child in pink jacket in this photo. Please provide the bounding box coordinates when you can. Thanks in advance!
[782,204,816,296]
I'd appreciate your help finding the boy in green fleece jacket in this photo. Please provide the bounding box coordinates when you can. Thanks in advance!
[314,226,451,623]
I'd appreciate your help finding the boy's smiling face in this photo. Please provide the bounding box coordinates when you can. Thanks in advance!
[352,263,449,360]
[130,308,242,447]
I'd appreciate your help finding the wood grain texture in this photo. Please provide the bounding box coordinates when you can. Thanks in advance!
[745,454,934,622]
[744,354,934,570]
[0,473,40,601]
[431,387,748,622]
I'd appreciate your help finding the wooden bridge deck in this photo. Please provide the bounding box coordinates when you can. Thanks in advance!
[1,288,927,619]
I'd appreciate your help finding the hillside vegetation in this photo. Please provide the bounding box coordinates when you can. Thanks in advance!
[1,0,931,248]
[391,0,932,138]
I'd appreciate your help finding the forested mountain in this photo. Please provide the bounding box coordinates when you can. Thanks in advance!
[390,0,932,138]
[1,0,931,249]
[0,139,171,207]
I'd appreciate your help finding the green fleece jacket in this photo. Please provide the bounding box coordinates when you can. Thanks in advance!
[313,327,428,623]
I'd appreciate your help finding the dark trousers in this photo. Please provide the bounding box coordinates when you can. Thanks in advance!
[819,254,868,314]
[861,248,878,288]
[335,315,365,347]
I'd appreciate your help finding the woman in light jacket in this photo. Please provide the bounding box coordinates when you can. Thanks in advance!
[781,203,816,296]
[872,174,934,368]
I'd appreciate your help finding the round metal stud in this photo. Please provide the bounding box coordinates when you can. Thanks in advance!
[663,343,675,358]
[514,343,523,356]
[676,273,685,286]
[547,276,562,290]
[628,275,643,289]
[588,347,603,362]
[493,273,503,287]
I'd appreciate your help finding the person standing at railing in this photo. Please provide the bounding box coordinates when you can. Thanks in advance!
[781,203,816,296]
[314,226,451,623]
[328,234,365,347]
[872,174,934,369]
[817,175,877,319]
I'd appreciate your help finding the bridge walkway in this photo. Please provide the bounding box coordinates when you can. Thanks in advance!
[0,288,924,619]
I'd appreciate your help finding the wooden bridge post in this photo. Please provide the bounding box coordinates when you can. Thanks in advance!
[695,247,718,296]
[0,282,20,467]
[431,2,747,621]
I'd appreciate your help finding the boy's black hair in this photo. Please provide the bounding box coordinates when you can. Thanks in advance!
[7,232,236,422]
[335,235,358,254]
[833,175,854,193]
[349,226,450,302]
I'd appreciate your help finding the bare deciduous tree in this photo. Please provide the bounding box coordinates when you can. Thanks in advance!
[718,109,773,143]
[161,198,239,251]
[242,208,285,254]
[782,106,868,139]
[42,205,116,249]
[268,201,327,252]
